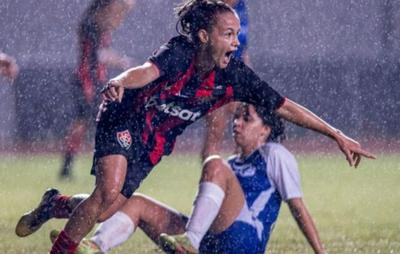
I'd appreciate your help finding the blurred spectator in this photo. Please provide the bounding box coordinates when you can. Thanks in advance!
[0,51,19,80]
[59,0,135,179]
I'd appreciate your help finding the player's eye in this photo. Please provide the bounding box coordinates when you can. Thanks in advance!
[225,32,233,38]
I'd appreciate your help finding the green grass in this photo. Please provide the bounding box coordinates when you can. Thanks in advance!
[0,153,399,253]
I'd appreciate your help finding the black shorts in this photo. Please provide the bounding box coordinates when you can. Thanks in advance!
[91,101,154,198]
[71,75,104,120]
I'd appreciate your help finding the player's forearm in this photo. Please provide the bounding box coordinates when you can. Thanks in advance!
[288,199,326,254]
[276,98,341,140]
[113,61,160,89]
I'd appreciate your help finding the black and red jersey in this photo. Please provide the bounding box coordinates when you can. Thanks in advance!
[76,15,111,102]
[114,36,284,165]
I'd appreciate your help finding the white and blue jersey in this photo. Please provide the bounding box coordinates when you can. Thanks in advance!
[199,142,302,254]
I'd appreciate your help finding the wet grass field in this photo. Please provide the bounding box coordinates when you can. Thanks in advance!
[0,153,399,253]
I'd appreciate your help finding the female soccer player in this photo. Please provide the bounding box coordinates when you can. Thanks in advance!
[23,0,373,253]
[52,103,326,254]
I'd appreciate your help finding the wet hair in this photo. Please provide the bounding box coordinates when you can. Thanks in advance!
[240,103,286,143]
[175,0,235,44]
[85,0,132,18]
[255,106,285,143]
[86,0,114,16]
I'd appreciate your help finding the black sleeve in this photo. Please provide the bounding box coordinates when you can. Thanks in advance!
[228,59,285,112]
[148,36,195,80]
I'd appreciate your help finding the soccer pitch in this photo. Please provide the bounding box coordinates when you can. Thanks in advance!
[0,153,399,253]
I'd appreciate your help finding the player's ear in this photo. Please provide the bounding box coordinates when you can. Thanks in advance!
[261,126,271,141]
[198,29,209,44]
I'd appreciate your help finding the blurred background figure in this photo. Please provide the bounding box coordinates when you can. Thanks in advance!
[0,51,19,80]
[59,0,135,179]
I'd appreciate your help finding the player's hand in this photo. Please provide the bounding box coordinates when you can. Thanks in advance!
[102,78,124,102]
[334,131,376,168]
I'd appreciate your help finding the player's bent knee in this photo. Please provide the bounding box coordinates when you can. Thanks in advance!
[126,193,150,210]
[93,188,121,211]
[201,160,232,183]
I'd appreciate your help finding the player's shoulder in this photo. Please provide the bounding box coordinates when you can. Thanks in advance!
[226,57,246,70]
[165,35,195,52]
[259,142,295,162]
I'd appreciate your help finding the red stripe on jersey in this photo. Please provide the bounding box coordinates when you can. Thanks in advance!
[134,80,167,111]
[148,132,166,165]
[147,114,186,164]
[208,85,234,112]
[141,110,155,144]
[162,61,196,98]
[195,71,215,97]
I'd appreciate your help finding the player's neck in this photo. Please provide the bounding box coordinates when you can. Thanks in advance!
[239,141,265,159]
[240,145,257,159]
[195,50,215,76]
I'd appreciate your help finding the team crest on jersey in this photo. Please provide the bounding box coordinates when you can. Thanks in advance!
[116,130,132,150]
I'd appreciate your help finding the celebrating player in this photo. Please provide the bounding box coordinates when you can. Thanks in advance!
[49,103,326,254]
[59,0,134,179]
[16,1,374,253]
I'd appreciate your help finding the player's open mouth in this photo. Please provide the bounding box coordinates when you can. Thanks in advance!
[223,51,234,64]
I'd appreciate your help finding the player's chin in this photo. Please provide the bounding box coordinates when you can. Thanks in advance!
[233,135,242,145]
[217,60,229,69]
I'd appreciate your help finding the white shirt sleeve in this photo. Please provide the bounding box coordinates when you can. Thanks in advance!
[262,143,303,201]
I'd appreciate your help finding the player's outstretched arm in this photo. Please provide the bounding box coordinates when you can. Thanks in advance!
[102,61,160,102]
[275,98,376,167]
[287,198,326,254]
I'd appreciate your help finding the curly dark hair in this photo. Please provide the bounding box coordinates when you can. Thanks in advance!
[238,103,285,143]
[254,106,285,143]
[175,0,235,44]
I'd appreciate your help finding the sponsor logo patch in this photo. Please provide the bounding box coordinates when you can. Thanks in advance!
[116,130,132,150]
[145,96,202,122]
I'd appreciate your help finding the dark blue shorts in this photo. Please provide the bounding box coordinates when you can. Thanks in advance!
[199,221,262,254]
[91,101,154,198]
